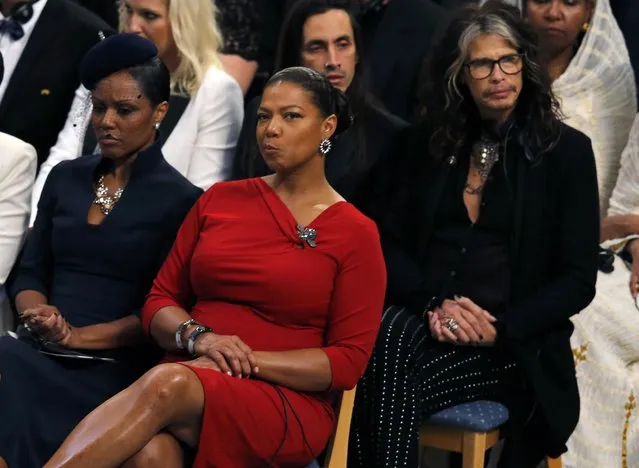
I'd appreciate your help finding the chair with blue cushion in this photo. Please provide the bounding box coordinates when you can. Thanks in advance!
[419,400,563,468]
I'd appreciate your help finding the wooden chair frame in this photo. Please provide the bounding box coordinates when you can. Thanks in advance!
[419,424,563,468]
[323,386,357,468]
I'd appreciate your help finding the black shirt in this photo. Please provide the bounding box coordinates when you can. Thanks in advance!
[421,147,516,317]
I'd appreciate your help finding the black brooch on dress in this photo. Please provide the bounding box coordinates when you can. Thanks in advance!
[297,224,317,248]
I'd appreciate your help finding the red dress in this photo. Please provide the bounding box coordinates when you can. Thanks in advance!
[141,178,386,467]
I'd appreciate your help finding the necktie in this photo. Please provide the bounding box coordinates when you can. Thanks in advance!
[0,18,25,41]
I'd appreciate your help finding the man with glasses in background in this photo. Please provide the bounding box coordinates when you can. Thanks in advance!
[351,2,599,466]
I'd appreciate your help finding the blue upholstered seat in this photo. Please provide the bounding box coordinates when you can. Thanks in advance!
[425,400,509,432]
[307,460,321,468]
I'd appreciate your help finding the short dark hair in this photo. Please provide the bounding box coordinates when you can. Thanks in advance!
[124,57,171,107]
[417,0,562,162]
[266,66,353,139]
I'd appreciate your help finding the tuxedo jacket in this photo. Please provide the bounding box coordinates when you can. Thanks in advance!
[0,0,113,167]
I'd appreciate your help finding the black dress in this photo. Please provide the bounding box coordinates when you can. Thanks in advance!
[0,140,201,467]
[218,0,289,102]
[349,144,520,468]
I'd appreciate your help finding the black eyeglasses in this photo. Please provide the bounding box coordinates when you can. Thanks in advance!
[465,54,524,80]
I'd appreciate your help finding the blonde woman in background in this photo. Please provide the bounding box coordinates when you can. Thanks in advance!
[29,0,243,224]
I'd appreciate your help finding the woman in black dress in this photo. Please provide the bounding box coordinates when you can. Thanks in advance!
[0,34,201,468]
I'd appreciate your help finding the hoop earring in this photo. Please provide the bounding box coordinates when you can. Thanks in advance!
[319,139,331,155]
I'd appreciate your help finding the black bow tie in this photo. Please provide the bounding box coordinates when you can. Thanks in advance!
[0,18,25,41]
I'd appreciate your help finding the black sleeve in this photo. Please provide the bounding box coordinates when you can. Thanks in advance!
[70,0,119,29]
[405,2,448,122]
[217,0,263,60]
[376,129,431,311]
[10,164,64,299]
[501,131,600,342]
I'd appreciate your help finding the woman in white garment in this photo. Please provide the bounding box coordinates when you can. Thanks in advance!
[524,0,636,214]
[30,0,243,225]
[523,2,637,466]
[0,132,36,331]
[0,55,37,331]
[562,115,639,468]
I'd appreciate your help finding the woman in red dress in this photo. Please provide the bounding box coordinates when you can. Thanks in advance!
[45,67,387,468]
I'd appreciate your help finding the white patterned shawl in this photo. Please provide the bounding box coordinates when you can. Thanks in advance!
[565,116,639,468]
[482,0,637,214]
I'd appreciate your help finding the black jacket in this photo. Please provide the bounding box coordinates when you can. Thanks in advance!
[431,0,478,10]
[231,95,409,220]
[362,0,445,122]
[610,0,639,104]
[71,0,119,28]
[0,0,114,166]
[384,122,599,457]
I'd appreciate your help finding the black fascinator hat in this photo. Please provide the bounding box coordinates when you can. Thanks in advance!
[79,33,158,90]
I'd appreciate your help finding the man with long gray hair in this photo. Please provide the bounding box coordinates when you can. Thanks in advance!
[350,1,600,466]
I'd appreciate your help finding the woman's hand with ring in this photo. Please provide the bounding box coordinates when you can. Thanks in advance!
[453,296,498,346]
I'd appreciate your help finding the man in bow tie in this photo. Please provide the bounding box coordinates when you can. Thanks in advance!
[0,0,113,167]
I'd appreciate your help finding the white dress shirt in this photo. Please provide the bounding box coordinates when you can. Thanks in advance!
[30,65,244,225]
[0,0,48,104]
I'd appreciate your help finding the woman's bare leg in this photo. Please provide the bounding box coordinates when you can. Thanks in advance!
[0,456,8,468]
[122,433,184,468]
[44,364,204,468]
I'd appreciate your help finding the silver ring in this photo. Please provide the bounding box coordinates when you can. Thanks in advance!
[445,318,459,332]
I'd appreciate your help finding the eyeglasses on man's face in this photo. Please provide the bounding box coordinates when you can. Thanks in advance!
[465,53,524,80]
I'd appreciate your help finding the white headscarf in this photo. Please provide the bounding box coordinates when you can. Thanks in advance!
[481,0,637,214]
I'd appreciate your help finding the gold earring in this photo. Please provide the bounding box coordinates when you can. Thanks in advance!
[582,22,590,32]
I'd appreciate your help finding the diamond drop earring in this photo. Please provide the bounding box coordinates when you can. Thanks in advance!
[319,139,331,155]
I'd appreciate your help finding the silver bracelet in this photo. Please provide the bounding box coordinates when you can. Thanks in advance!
[175,318,196,350]
[187,325,213,357]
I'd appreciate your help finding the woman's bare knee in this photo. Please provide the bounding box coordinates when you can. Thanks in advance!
[136,364,203,414]
[0,456,7,468]
[121,433,184,468]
